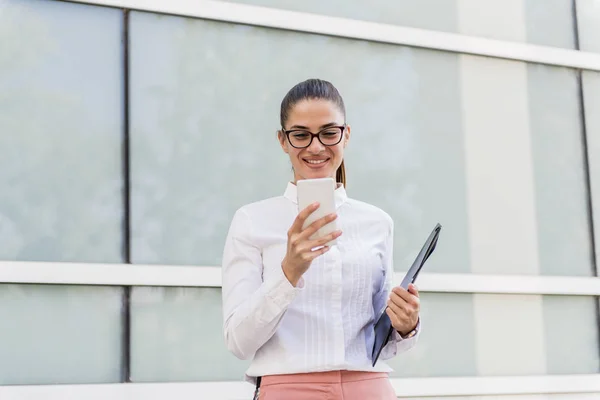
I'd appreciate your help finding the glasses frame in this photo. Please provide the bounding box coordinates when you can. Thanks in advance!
[281,124,347,149]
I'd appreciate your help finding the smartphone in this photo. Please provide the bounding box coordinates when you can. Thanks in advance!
[296,177,338,246]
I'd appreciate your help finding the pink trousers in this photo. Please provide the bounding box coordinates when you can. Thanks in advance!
[258,370,397,400]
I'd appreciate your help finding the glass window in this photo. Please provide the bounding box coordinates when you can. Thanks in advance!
[527,64,594,277]
[524,0,576,49]
[543,296,599,374]
[131,289,599,381]
[576,0,600,53]
[212,0,574,49]
[458,0,575,49]
[0,0,124,384]
[128,10,598,383]
[390,294,598,378]
[0,284,123,385]
[583,71,600,264]
[130,287,249,381]
[0,0,124,263]
[129,11,593,279]
[389,293,477,377]
[460,55,593,276]
[213,0,458,33]
[128,11,470,274]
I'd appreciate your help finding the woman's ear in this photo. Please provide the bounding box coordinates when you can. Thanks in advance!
[343,125,351,148]
[277,130,289,154]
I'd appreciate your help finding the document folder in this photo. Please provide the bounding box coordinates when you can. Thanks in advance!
[371,223,442,366]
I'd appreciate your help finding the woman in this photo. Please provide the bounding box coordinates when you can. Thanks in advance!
[221,79,421,399]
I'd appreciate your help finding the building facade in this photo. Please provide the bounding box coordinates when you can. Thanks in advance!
[1,0,600,398]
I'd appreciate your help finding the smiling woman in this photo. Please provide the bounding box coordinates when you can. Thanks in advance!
[277,80,349,186]
[221,79,422,400]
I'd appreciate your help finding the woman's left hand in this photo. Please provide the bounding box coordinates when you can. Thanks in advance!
[386,283,420,336]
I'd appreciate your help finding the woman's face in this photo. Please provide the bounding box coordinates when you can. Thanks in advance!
[278,99,350,183]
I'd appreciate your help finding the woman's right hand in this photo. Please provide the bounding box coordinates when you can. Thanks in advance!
[281,202,342,286]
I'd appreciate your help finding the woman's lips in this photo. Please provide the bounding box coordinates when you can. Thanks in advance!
[303,158,330,168]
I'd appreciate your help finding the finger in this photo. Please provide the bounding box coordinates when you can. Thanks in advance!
[304,245,331,261]
[393,287,419,305]
[304,229,343,249]
[289,202,320,234]
[390,288,421,310]
[388,293,410,315]
[385,307,401,327]
[408,283,420,298]
[298,213,338,241]
[390,292,421,312]
[387,297,408,319]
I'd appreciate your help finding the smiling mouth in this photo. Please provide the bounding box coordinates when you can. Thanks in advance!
[303,158,330,166]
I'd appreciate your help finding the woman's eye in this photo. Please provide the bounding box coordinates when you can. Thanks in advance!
[292,133,310,139]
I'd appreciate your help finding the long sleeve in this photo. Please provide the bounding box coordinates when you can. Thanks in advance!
[221,208,301,360]
[372,218,421,360]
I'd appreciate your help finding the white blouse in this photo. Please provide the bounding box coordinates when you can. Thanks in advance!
[221,182,420,383]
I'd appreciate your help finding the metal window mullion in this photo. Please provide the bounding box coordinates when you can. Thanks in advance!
[120,8,132,384]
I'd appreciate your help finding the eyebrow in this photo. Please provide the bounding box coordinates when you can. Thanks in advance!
[288,122,340,130]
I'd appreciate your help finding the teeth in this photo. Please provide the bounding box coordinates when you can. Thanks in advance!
[306,159,327,164]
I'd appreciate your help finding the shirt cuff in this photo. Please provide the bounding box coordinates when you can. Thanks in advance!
[261,265,303,315]
[397,318,421,341]
[379,318,421,360]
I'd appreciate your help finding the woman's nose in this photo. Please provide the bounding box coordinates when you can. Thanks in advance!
[307,136,325,153]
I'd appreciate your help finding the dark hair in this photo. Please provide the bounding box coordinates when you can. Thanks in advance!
[280,79,347,186]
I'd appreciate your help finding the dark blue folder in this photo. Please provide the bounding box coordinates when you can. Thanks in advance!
[371,223,442,366]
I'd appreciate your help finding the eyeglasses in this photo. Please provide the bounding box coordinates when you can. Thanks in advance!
[282,125,346,149]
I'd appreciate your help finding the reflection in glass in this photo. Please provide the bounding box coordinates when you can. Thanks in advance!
[0,0,124,385]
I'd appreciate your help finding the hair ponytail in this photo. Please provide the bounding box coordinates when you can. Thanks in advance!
[336,160,346,187]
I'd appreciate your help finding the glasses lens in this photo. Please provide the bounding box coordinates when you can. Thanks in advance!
[319,128,342,145]
[288,131,312,148]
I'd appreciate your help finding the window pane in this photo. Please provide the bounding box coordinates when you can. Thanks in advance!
[130,11,592,279]
[460,55,593,276]
[524,0,576,49]
[543,296,599,374]
[458,0,574,48]
[130,287,248,382]
[213,0,458,33]
[212,0,574,49]
[391,293,598,378]
[388,293,477,377]
[577,0,600,53]
[583,71,600,263]
[132,289,598,381]
[0,0,124,385]
[527,64,594,277]
[0,284,123,385]
[128,11,470,273]
[0,0,124,263]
